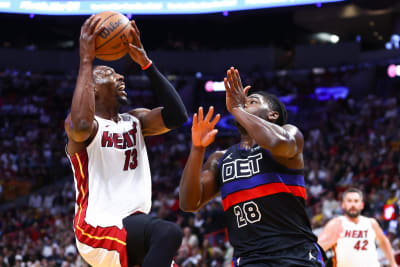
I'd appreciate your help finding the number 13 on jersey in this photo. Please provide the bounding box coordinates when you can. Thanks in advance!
[234,201,262,228]
[123,148,138,171]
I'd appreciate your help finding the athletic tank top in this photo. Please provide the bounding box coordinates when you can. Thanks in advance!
[333,216,379,267]
[216,144,317,264]
[68,114,152,229]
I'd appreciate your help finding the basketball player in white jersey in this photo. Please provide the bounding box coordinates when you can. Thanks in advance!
[318,188,397,267]
[64,16,187,267]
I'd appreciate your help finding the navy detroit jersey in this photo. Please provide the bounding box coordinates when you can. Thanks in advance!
[217,144,317,263]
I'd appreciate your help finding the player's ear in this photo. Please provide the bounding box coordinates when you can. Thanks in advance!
[267,111,279,123]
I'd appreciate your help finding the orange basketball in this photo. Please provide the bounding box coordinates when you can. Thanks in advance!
[94,11,133,61]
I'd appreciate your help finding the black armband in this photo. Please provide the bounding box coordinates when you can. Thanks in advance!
[144,63,188,129]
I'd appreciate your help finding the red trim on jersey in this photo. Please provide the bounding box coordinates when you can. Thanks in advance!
[70,150,128,267]
[332,244,337,267]
[222,182,306,211]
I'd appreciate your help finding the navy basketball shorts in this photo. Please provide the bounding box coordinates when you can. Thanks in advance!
[232,242,325,267]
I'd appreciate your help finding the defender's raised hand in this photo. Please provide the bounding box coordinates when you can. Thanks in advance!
[128,20,151,68]
[224,67,251,113]
[79,15,104,62]
[192,106,220,148]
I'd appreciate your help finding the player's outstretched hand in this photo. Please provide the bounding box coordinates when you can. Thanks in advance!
[128,20,151,68]
[192,106,220,148]
[79,15,104,62]
[224,67,251,113]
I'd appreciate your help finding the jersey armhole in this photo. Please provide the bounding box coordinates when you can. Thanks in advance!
[126,111,144,131]
[215,149,228,188]
[85,118,99,150]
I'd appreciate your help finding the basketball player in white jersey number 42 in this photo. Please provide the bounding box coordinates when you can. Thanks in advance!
[64,15,187,267]
[318,188,398,267]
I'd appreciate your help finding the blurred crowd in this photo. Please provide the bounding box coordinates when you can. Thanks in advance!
[0,67,399,267]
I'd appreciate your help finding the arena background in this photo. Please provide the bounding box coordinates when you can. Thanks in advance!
[0,0,400,266]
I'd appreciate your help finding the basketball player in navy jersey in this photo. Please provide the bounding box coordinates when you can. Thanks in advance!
[179,67,325,266]
[65,16,186,267]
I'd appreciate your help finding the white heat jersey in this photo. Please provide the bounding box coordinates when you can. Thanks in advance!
[333,215,379,267]
[67,114,152,267]
[76,114,151,228]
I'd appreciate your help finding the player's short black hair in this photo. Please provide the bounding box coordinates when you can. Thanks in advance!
[343,187,364,201]
[252,91,287,126]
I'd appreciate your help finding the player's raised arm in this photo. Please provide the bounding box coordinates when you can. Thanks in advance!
[318,217,343,251]
[65,15,104,144]
[179,107,222,212]
[127,20,187,136]
[224,67,302,158]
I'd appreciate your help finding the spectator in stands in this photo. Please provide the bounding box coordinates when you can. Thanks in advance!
[321,191,340,220]
[309,178,324,204]
[181,227,199,251]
